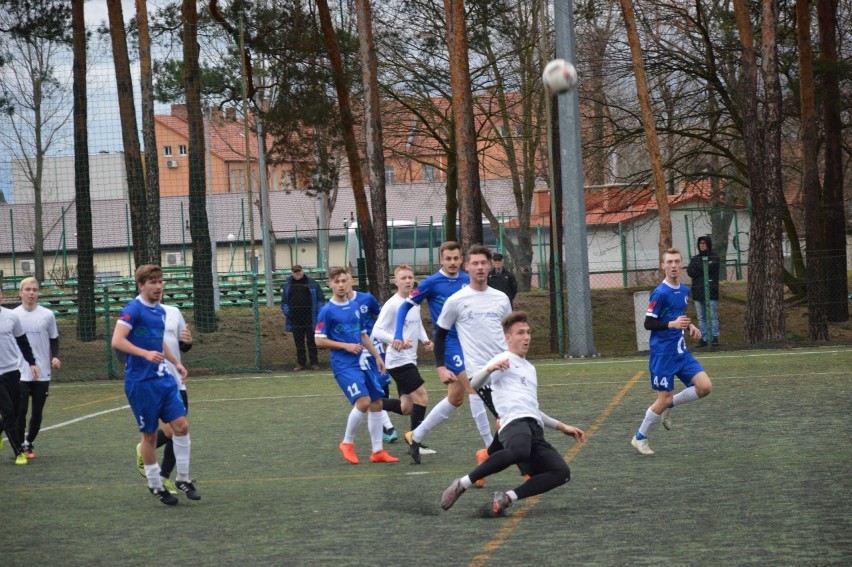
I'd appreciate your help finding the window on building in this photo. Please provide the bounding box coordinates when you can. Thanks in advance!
[178,145,187,156]
[423,164,435,182]
[229,169,245,193]
[163,145,173,157]
[385,167,395,185]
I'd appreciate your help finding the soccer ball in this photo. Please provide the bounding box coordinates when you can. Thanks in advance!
[542,59,578,94]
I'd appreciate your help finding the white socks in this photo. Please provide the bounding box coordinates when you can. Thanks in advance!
[381,410,394,430]
[344,407,365,444]
[172,434,191,482]
[144,463,163,489]
[469,394,494,447]
[367,411,384,452]
[412,398,458,443]
[672,386,699,407]
[638,407,661,438]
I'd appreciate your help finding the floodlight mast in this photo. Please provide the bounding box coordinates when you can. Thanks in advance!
[554,0,596,357]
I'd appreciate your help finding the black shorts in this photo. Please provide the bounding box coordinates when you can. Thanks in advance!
[498,417,569,477]
[387,364,425,396]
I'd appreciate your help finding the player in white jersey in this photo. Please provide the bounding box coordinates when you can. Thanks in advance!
[14,277,61,460]
[440,311,585,515]
[407,245,511,472]
[0,285,39,465]
[370,265,432,437]
[133,302,193,494]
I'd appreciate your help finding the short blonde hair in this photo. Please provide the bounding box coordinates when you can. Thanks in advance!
[19,277,40,291]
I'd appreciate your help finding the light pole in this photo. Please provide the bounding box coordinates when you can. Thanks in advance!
[227,233,237,273]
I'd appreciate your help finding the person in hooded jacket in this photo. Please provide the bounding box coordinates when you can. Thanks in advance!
[686,236,720,347]
[281,265,325,370]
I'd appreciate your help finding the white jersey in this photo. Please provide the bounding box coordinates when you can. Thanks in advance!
[484,351,541,428]
[0,306,28,374]
[14,305,59,382]
[436,285,511,374]
[371,293,428,369]
[162,304,187,390]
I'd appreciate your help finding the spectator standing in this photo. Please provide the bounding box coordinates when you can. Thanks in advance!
[488,253,518,307]
[281,265,325,370]
[686,236,721,347]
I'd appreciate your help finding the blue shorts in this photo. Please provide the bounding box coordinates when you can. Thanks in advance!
[334,364,386,404]
[360,349,390,386]
[444,337,465,374]
[125,377,187,433]
[648,352,704,391]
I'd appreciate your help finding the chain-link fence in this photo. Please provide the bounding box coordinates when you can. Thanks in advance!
[1,3,849,381]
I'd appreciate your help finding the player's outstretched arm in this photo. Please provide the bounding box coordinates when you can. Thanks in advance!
[540,411,585,443]
[392,300,416,347]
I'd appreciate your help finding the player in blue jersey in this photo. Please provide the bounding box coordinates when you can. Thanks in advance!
[315,267,398,465]
[631,248,713,455]
[112,265,200,505]
[391,241,492,464]
[347,283,399,442]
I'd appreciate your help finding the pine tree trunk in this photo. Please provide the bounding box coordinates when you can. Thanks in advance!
[734,0,786,344]
[316,0,379,296]
[443,0,482,249]
[617,0,672,262]
[106,0,148,269]
[72,0,96,341]
[796,0,828,341]
[183,0,217,332]
[355,0,390,300]
[816,0,848,322]
[136,0,162,266]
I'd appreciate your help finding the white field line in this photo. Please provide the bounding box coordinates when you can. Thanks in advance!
[43,347,852,430]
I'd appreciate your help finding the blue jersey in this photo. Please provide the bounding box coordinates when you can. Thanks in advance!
[315,299,365,370]
[646,280,691,355]
[394,269,470,340]
[350,291,381,337]
[117,298,172,383]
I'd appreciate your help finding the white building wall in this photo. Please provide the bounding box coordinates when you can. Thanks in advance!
[12,153,129,203]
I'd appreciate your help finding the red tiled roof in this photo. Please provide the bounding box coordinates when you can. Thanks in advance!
[154,113,274,163]
[511,179,741,229]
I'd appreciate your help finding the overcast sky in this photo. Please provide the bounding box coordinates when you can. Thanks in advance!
[0,0,169,201]
[84,0,136,27]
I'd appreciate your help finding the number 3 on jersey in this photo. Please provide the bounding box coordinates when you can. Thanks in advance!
[653,375,670,389]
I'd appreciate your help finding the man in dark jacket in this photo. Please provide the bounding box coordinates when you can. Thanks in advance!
[686,236,720,347]
[487,253,518,307]
[281,265,324,370]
